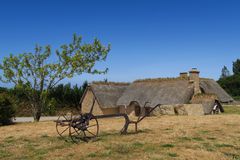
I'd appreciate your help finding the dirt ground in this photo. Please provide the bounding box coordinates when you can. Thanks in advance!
[0,114,240,160]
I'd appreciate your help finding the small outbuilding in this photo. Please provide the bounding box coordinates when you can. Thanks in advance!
[80,82,129,115]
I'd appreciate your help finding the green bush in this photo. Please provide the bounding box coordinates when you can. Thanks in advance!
[44,98,57,116]
[218,74,240,97]
[0,93,15,125]
[233,96,240,101]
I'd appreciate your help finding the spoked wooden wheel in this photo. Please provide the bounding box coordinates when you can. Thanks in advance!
[56,113,73,138]
[69,113,99,143]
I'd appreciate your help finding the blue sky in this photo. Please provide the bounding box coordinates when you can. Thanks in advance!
[0,0,239,87]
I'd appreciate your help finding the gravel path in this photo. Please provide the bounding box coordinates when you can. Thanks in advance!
[13,116,58,123]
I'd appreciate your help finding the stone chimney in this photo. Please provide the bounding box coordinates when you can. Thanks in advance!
[189,68,201,95]
[179,72,188,79]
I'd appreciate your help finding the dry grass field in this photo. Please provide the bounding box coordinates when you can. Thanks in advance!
[0,106,240,160]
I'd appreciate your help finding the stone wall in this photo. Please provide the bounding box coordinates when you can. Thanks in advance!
[81,90,103,115]
[175,104,204,116]
[152,105,175,115]
[102,108,119,115]
[153,104,204,116]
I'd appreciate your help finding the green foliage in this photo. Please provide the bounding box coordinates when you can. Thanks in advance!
[8,85,30,107]
[0,81,88,117]
[0,87,8,93]
[0,34,110,121]
[218,59,240,98]
[218,74,240,97]
[48,81,88,110]
[161,144,175,148]
[233,59,240,75]
[44,98,57,116]
[0,93,15,125]
[233,96,240,101]
[221,65,231,78]
[3,86,32,117]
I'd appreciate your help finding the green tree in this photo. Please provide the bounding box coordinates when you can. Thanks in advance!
[220,65,231,78]
[72,81,88,110]
[0,93,15,125]
[0,87,8,93]
[218,74,240,97]
[0,34,110,121]
[48,81,88,110]
[233,59,240,75]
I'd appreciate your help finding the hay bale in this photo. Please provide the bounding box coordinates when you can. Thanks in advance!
[152,105,175,115]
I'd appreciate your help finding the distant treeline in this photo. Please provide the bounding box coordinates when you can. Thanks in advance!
[0,81,88,116]
[218,59,240,100]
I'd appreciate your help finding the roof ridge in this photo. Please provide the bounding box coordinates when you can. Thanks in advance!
[200,78,213,80]
[133,77,185,83]
[91,81,130,86]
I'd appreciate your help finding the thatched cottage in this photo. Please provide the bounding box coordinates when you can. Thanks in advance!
[80,68,233,116]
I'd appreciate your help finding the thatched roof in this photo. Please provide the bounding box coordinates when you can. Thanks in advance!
[133,77,182,83]
[200,79,234,103]
[89,82,129,108]
[81,77,233,109]
[92,81,130,86]
[117,79,194,107]
[116,77,233,107]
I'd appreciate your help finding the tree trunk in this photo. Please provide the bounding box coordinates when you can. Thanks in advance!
[32,103,42,122]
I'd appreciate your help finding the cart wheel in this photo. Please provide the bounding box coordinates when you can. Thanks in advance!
[69,113,99,143]
[56,113,72,138]
[84,114,99,139]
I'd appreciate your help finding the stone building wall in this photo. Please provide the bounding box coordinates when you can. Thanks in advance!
[81,90,103,115]
[152,104,204,116]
